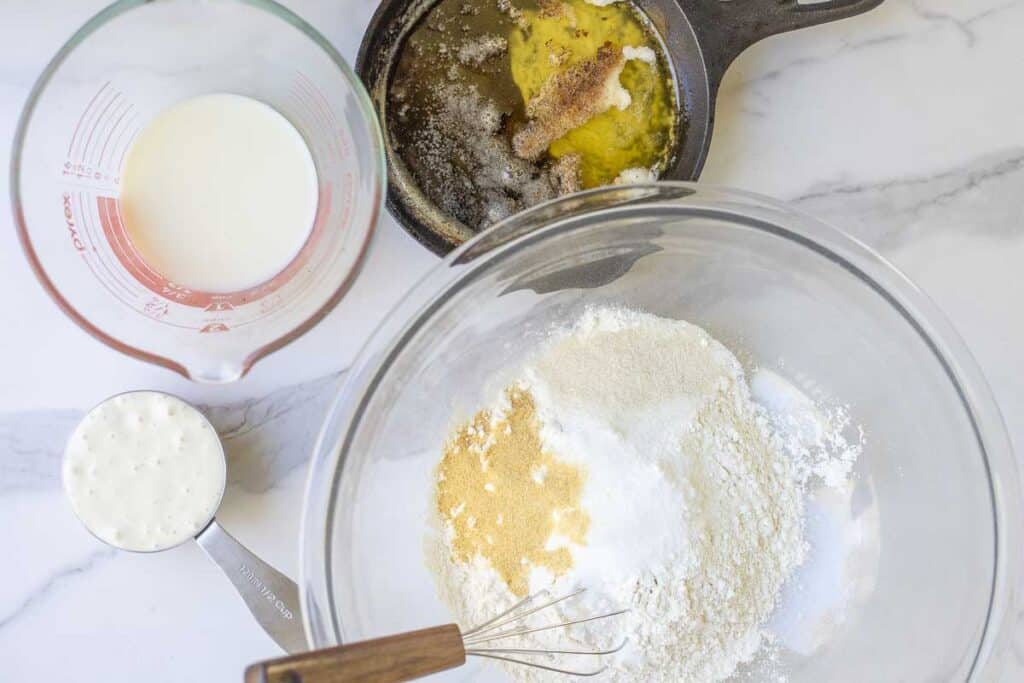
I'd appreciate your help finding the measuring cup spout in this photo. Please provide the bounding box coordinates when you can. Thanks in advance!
[196,520,307,654]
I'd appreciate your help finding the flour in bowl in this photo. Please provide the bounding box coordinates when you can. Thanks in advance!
[427,307,861,681]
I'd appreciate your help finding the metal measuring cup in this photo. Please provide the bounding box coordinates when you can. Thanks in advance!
[62,391,306,654]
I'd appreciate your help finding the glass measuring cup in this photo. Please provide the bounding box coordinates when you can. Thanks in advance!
[64,391,307,653]
[12,0,385,382]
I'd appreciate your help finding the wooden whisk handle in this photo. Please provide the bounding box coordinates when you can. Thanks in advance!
[244,624,466,683]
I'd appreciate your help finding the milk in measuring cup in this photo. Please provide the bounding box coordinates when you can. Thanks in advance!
[119,94,318,292]
[63,392,226,552]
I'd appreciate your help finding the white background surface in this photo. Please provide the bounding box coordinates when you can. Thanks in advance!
[2,0,1023,680]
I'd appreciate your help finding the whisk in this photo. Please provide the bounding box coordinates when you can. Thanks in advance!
[245,588,627,682]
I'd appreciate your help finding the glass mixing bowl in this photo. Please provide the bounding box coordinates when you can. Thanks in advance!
[300,184,1021,680]
[12,0,383,382]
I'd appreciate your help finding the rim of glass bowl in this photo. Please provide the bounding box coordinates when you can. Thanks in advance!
[10,0,385,380]
[298,183,1020,676]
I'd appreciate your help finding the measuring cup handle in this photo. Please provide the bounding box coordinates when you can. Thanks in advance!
[195,519,307,654]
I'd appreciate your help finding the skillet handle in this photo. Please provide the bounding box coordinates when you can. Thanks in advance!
[683,0,885,84]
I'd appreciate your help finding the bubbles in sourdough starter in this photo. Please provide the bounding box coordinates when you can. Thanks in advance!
[63,392,226,552]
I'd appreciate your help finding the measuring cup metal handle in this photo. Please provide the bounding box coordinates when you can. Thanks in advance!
[196,520,307,654]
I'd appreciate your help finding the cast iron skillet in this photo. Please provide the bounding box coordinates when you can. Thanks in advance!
[357,0,884,255]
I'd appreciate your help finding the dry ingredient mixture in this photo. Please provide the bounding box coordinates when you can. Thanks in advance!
[428,307,863,681]
[388,0,676,232]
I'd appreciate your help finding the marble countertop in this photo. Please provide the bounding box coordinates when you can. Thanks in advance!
[2,0,1022,680]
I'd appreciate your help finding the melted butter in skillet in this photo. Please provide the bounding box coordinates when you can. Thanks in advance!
[387,0,677,233]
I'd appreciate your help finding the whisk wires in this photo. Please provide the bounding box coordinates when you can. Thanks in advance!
[460,588,628,676]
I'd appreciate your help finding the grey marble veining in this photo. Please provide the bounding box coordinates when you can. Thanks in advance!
[0,371,344,494]
[0,374,341,679]
[792,148,1024,248]
[2,0,1024,680]
[0,411,80,494]
[209,372,343,494]
[906,0,1021,46]
[0,547,118,632]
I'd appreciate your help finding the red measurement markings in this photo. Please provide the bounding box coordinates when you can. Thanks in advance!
[143,297,170,320]
[62,190,141,315]
[297,71,351,160]
[239,185,333,318]
[96,193,326,312]
[237,186,335,328]
[61,193,86,252]
[72,86,115,163]
[297,76,344,165]
[63,88,126,184]
[97,99,133,171]
[97,196,166,294]
[279,179,353,322]
[289,81,336,165]
[82,90,121,168]
[116,123,140,173]
[68,82,110,159]
[285,89,323,164]
[99,200,161,291]
[76,191,136,299]
[337,171,355,230]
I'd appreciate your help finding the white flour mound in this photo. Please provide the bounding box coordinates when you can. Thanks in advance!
[429,307,860,682]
